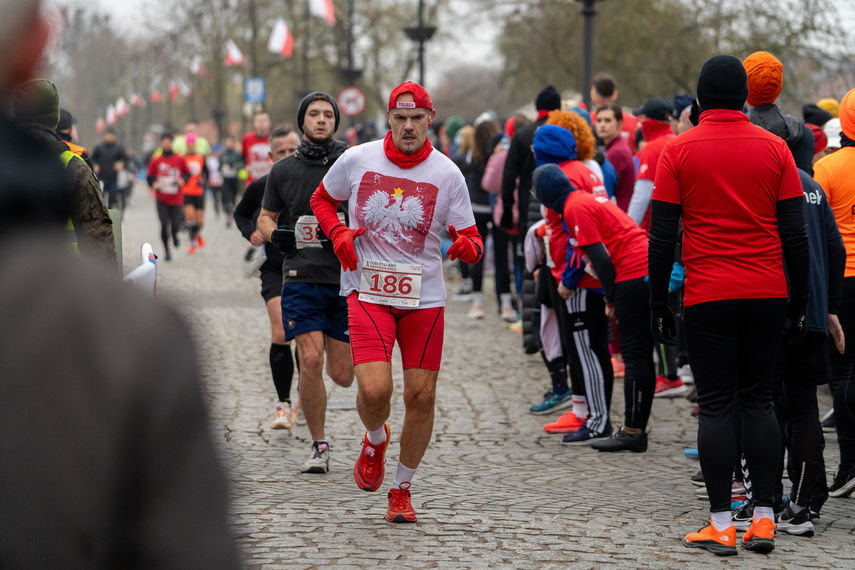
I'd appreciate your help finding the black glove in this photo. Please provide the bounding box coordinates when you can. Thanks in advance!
[270,228,297,253]
[689,99,701,127]
[316,225,334,252]
[650,304,678,346]
[785,298,807,348]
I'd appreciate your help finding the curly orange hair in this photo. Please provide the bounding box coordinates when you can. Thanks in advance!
[546,110,595,161]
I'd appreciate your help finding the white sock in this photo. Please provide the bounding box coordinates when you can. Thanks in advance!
[461,277,472,290]
[391,461,417,490]
[754,506,774,521]
[572,395,588,419]
[500,293,513,309]
[366,426,387,446]
[711,511,732,531]
[472,292,484,307]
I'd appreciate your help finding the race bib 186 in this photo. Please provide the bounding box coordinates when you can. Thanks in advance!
[358,259,422,308]
[295,213,345,249]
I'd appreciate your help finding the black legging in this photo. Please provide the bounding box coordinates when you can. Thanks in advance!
[613,278,655,430]
[156,201,183,252]
[470,212,492,294]
[830,276,855,473]
[685,298,786,513]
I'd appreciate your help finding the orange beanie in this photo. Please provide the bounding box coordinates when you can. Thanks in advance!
[840,88,855,139]
[743,51,783,107]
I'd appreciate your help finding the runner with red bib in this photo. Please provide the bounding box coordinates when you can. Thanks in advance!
[311,81,483,523]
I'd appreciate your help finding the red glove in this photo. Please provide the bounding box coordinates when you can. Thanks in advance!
[446,224,483,264]
[330,225,365,271]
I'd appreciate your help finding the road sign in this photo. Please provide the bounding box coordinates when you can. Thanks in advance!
[337,86,366,117]
[244,77,266,104]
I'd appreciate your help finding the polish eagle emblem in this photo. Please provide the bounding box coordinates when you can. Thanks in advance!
[362,187,425,243]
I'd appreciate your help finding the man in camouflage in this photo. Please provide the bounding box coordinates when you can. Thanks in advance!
[13,79,116,267]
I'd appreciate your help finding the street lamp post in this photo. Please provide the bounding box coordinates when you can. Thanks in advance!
[577,0,600,110]
[403,0,436,87]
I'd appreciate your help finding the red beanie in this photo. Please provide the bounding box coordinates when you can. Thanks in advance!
[388,81,433,111]
[808,123,828,154]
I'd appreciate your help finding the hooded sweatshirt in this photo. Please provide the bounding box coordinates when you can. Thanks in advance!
[749,104,814,173]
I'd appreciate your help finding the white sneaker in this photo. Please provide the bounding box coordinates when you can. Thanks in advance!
[677,364,694,385]
[292,399,306,426]
[467,305,485,319]
[269,402,292,429]
[300,441,330,473]
[500,306,518,323]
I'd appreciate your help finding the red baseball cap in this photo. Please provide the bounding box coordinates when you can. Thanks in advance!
[388,81,433,111]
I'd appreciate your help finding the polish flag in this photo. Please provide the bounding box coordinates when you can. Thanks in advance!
[150,89,162,103]
[116,97,130,117]
[168,80,179,102]
[224,39,247,67]
[309,0,336,26]
[267,18,294,57]
[191,56,208,76]
[106,105,117,125]
[130,93,145,107]
[95,118,106,133]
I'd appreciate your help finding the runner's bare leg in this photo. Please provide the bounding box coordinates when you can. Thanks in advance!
[324,335,354,387]
[399,368,439,468]
[355,361,393,432]
[296,330,327,441]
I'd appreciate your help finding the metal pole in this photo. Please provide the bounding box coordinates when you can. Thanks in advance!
[581,0,597,110]
[303,0,311,94]
[417,0,425,86]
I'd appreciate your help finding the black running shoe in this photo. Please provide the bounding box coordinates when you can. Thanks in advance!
[691,470,705,486]
[821,412,835,433]
[776,501,814,536]
[590,427,647,453]
[829,465,855,498]
[732,500,754,532]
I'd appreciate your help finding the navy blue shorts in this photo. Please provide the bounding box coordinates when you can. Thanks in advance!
[281,282,349,343]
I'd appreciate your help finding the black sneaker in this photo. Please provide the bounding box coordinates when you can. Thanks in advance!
[829,465,855,498]
[732,500,754,531]
[691,470,705,486]
[590,427,647,453]
[562,424,612,445]
[776,501,814,536]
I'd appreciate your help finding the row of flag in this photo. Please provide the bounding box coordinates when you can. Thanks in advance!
[94,1,336,132]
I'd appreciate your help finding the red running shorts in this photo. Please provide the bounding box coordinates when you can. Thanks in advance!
[346,293,444,370]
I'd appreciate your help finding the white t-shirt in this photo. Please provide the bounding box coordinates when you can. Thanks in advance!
[322,140,476,309]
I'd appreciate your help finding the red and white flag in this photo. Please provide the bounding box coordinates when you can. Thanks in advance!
[106,105,117,125]
[149,89,162,103]
[168,80,179,102]
[224,39,247,66]
[130,93,145,107]
[95,117,105,133]
[191,57,208,76]
[267,18,294,57]
[309,0,336,26]
[116,97,130,118]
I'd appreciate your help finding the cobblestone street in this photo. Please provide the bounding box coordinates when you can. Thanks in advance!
[122,185,854,568]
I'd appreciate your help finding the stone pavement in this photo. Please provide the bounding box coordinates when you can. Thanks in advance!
[120,184,855,569]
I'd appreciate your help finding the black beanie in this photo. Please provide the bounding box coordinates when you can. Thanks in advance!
[802,103,833,127]
[535,85,562,111]
[297,92,340,134]
[696,55,748,111]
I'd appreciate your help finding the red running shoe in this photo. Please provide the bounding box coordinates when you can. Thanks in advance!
[197,234,205,248]
[386,482,417,523]
[654,375,687,397]
[354,423,390,491]
[543,411,586,434]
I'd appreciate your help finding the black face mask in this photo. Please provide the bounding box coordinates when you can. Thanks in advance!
[298,138,335,159]
[841,132,855,149]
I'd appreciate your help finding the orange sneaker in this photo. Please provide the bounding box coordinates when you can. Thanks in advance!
[543,411,586,434]
[386,482,417,523]
[187,245,197,254]
[611,357,625,379]
[197,234,205,248]
[742,516,775,553]
[682,517,737,556]
[354,423,390,491]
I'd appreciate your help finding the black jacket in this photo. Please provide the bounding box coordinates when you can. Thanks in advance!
[261,140,347,285]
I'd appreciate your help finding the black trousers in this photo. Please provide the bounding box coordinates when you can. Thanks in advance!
[685,298,786,512]
[830,276,855,472]
[772,332,828,510]
[156,202,183,252]
[613,278,655,430]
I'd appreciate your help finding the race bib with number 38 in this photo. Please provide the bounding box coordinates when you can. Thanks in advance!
[295,213,345,249]
[359,259,422,308]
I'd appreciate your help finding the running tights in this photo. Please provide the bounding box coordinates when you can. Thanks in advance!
[156,202,183,252]
[613,278,655,431]
[685,298,786,513]
[270,343,294,403]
